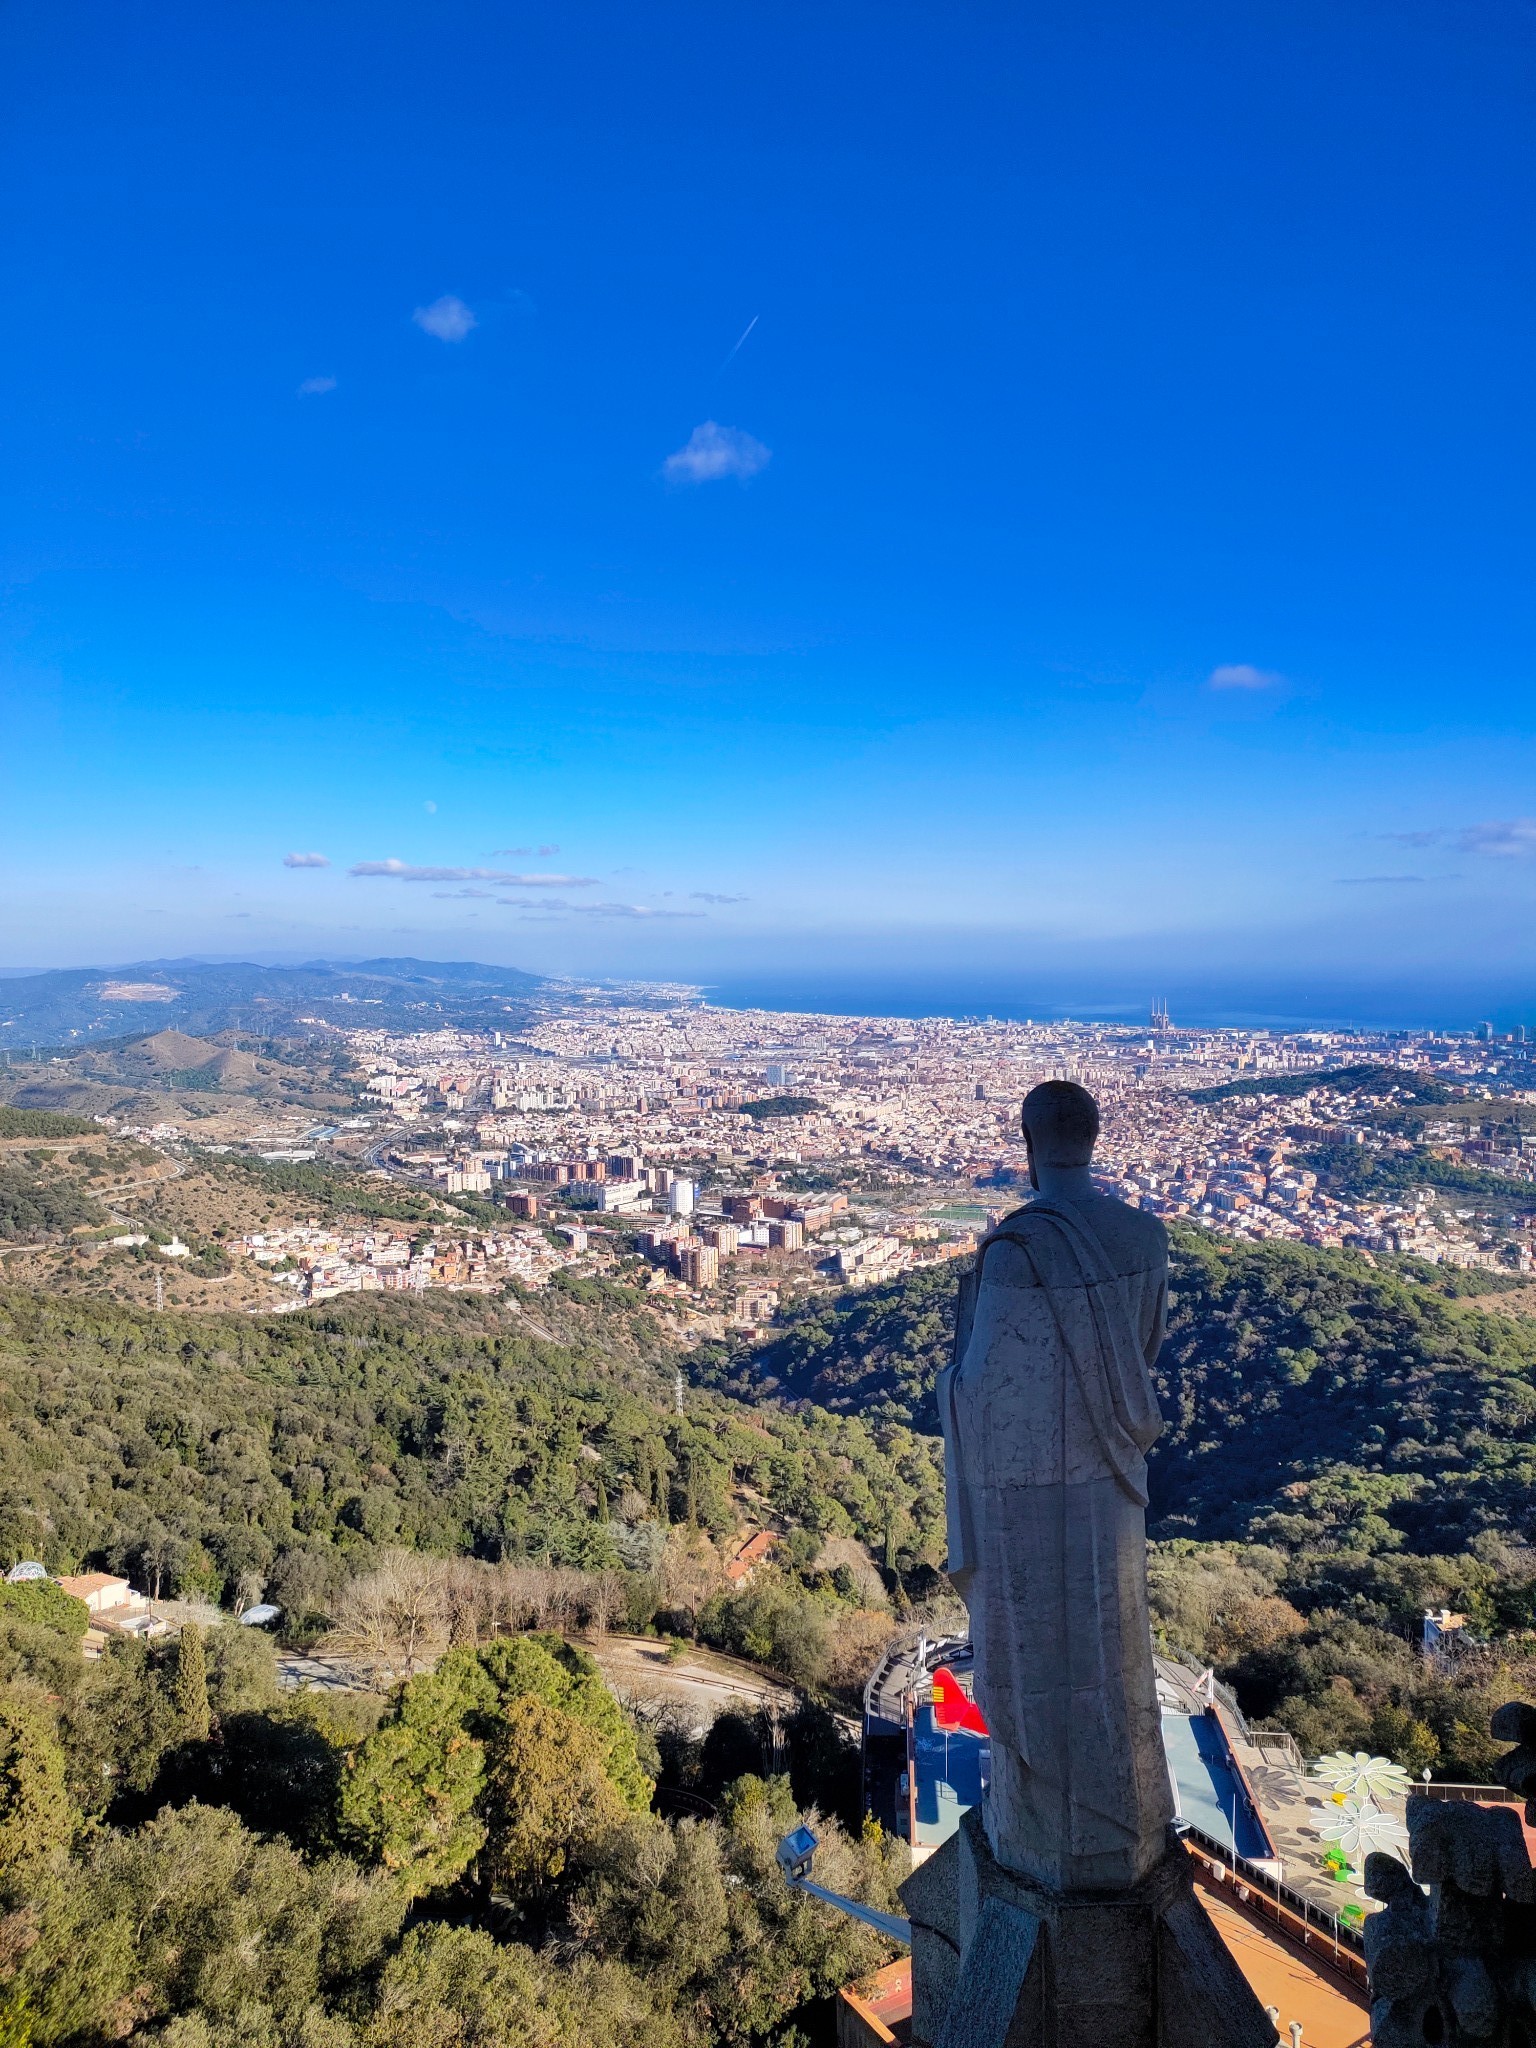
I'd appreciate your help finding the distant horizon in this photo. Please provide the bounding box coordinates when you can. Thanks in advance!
[0,948,1528,1039]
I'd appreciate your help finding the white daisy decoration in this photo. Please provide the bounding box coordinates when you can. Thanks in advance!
[1319,1796,1410,1864]
[1311,1751,1414,1804]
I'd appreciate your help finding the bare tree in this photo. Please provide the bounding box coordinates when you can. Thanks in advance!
[441,1556,497,1646]
[323,1549,454,1682]
[326,1551,636,1682]
[579,1570,626,1640]
[659,1530,724,1637]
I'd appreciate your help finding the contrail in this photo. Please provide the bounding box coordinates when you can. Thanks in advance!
[716,313,759,375]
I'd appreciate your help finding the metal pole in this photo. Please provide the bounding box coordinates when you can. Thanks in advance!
[792,1878,911,1946]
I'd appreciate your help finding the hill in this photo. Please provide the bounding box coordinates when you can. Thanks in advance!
[1188,1061,1458,1106]
[0,1285,944,1613]
[695,1261,957,1431]
[695,1226,1536,1770]
[0,1284,911,2048]
[0,955,547,1049]
[702,1228,1536,1556]
[119,1028,226,1071]
[1,1028,363,1121]
[0,1128,560,1311]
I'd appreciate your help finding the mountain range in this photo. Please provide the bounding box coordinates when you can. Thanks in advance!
[0,957,548,1048]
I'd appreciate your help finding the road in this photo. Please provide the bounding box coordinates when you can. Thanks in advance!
[586,1634,798,1727]
[276,1631,802,1724]
[277,1649,383,1693]
[95,1160,187,1225]
[0,1159,187,1256]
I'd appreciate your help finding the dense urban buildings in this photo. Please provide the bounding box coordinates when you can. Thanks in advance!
[228,995,1536,1311]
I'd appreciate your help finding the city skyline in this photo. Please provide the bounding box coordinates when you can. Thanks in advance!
[5,1,1536,1007]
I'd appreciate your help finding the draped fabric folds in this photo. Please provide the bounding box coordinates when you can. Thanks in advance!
[937,1197,1174,1890]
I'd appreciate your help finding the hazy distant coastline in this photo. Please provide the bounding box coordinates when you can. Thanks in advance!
[695,972,1529,1036]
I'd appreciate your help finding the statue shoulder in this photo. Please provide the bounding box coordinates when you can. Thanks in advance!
[981,1196,1167,1286]
[975,1205,1068,1289]
[1088,1197,1168,1277]
[1120,1203,1168,1254]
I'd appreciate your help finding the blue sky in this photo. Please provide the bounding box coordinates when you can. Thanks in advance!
[4,0,1536,1014]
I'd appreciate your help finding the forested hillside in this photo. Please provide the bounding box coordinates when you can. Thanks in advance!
[0,1271,928,2044]
[1149,1229,1536,1555]
[0,1286,944,1612]
[0,1592,901,2046]
[699,1226,1536,1775]
[695,1262,956,1430]
[706,1227,1536,1560]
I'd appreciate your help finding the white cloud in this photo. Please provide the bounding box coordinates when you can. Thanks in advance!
[1335,875,1428,886]
[1457,819,1536,857]
[1382,819,1536,858]
[690,890,748,904]
[297,376,337,397]
[413,295,476,342]
[283,852,330,868]
[662,420,771,485]
[350,860,595,885]
[1208,663,1283,691]
[490,843,560,857]
[494,897,703,919]
[571,902,704,919]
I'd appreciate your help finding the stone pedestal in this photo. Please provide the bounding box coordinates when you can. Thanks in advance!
[900,1809,1276,2048]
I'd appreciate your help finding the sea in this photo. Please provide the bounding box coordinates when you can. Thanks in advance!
[690,972,1525,1037]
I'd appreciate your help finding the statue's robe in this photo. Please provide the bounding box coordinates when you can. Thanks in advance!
[937,1197,1174,1890]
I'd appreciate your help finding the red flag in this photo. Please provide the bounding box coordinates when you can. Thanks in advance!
[931,1665,988,1737]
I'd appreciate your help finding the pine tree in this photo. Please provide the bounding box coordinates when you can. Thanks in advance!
[173,1622,211,1742]
[0,1692,75,1871]
[594,1474,610,1524]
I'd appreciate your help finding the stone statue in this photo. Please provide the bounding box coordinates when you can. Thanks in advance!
[1365,1701,1536,2046]
[903,1081,1275,2048]
[938,1078,1172,1890]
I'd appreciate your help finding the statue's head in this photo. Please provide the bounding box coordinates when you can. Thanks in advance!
[1021,1081,1099,1182]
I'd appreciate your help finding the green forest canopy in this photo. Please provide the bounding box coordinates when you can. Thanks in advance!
[1300,1142,1536,1210]
[0,1286,943,1604]
[700,1226,1536,1772]
[707,1226,1536,1562]
[1188,1062,1457,1105]
[0,1164,104,1242]
[0,1595,902,2047]
[0,1107,100,1138]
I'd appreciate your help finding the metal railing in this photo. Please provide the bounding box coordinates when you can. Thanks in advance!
[1181,1823,1370,1993]
[1159,1647,1252,1737]
[1246,1724,1305,1772]
[1417,1781,1522,1805]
